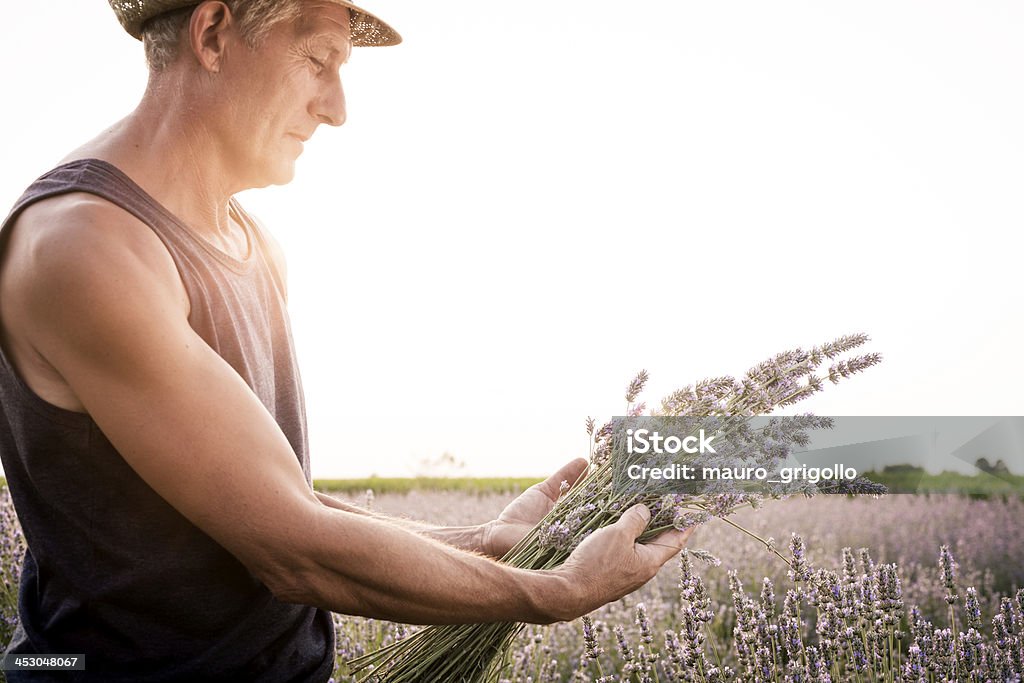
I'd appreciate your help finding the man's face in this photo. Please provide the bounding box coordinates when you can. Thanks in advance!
[216,1,352,187]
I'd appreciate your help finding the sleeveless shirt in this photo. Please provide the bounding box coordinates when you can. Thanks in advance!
[0,159,335,682]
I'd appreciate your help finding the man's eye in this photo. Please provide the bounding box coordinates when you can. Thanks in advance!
[309,57,326,71]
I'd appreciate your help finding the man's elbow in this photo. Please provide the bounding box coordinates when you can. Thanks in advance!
[260,558,371,618]
[244,545,316,605]
[239,511,326,606]
[246,510,357,612]
[261,564,314,605]
[235,495,339,606]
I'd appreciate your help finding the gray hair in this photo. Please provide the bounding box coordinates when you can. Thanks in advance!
[143,0,305,71]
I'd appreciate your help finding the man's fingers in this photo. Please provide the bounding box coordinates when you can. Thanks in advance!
[536,457,589,500]
[640,527,694,564]
[615,504,652,539]
[562,457,589,487]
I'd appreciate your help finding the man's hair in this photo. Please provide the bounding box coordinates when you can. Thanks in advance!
[143,0,305,71]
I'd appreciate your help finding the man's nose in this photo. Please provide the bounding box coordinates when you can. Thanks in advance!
[311,73,346,127]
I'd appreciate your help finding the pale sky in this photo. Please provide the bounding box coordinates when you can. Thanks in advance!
[2,1,1022,477]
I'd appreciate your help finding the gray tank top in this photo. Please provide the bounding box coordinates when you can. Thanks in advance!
[0,159,334,682]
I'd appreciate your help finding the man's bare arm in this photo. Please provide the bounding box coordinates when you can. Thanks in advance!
[3,197,690,625]
[314,491,488,555]
[315,456,591,559]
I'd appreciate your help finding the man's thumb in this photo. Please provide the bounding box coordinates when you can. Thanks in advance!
[618,504,651,538]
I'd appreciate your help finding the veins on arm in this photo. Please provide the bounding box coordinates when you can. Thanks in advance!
[315,491,488,555]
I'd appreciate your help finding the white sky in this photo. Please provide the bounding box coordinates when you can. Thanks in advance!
[2,1,1022,477]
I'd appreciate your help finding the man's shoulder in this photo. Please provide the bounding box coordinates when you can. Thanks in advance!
[14,191,157,254]
[0,192,189,411]
[3,191,188,322]
[9,192,180,283]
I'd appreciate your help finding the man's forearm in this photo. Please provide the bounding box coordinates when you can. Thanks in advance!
[314,491,491,555]
[283,502,572,624]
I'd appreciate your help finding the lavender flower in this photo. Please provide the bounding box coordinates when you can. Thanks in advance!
[957,628,984,674]
[581,615,603,660]
[841,546,857,584]
[806,646,832,683]
[635,644,655,683]
[760,577,776,620]
[788,534,812,583]
[613,624,637,676]
[859,547,876,579]
[993,613,1011,650]
[965,586,983,630]
[939,544,958,604]
[903,644,926,682]
[625,370,649,404]
[827,354,882,384]
[537,519,573,551]
[779,589,805,672]
[729,570,746,613]
[932,628,955,680]
[673,511,711,531]
[635,603,654,646]
[877,563,904,624]
[686,548,722,567]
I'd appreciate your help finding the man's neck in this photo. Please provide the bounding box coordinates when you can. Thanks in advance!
[64,75,247,253]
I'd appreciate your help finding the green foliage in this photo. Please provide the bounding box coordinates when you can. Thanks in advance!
[865,468,1024,497]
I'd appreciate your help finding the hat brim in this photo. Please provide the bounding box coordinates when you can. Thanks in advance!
[344,3,402,47]
[110,0,402,47]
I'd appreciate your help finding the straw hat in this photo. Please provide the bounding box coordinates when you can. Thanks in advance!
[109,0,401,46]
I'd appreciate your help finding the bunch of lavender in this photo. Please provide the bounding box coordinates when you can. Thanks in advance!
[346,335,881,682]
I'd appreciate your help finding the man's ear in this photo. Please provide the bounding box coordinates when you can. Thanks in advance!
[188,1,237,73]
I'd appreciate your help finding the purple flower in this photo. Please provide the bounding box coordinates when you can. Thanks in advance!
[788,534,812,583]
[939,545,958,604]
[760,577,776,620]
[965,586,982,630]
[581,615,603,660]
[635,603,653,645]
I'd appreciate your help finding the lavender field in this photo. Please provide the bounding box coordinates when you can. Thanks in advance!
[2,490,1023,681]
[327,490,1024,682]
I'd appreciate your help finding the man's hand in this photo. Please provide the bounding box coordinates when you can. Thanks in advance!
[482,457,589,558]
[550,503,694,621]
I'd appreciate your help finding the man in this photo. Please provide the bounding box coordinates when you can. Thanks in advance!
[0,1,691,680]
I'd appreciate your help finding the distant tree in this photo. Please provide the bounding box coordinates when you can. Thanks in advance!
[990,459,1011,476]
[975,457,993,474]
[883,464,925,474]
[413,451,466,477]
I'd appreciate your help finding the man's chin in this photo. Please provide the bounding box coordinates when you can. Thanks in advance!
[271,165,298,186]
[251,160,298,189]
